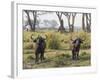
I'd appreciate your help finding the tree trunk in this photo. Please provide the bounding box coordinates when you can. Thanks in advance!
[58,19,65,32]
[24,10,33,30]
[56,12,65,32]
[71,13,76,32]
[82,13,85,31]
[86,13,91,32]
[32,11,37,32]
[63,12,76,32]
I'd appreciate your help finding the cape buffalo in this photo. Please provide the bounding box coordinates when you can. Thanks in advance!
[31,35,46,63]
[71,37,83,60]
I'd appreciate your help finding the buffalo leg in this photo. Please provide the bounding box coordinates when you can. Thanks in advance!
[42,51,45,60]
[76,51,79,60]
[72,50,75,60]
[35,53,39,63]
[40,53,44,62]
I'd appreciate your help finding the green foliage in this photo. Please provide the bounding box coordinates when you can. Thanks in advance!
[23,31,90,50]
[46,32,61,49]
[78,31,91,49]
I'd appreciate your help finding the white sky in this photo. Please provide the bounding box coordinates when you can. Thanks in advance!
[23,11,82,28]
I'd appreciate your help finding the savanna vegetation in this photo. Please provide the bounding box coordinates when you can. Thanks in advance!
[23,30,91,69]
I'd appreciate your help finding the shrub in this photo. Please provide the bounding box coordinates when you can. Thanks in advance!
[78,31,91,49]
[23,31,90,50]
[46,32,61,49]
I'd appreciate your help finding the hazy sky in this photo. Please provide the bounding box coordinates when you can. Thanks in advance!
[23,11,82,28]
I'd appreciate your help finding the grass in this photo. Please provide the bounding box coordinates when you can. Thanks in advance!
[23,49,91,69]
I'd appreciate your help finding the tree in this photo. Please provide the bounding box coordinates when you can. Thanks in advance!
[63,12,76,32]
[71,13,76,32]
[82,13,91,32]
[32,11,37,31]
[24,10,33,31]
[82,13,85,31]
[86,13,91,32]
[24,10,37,31]
[56,12,65,32]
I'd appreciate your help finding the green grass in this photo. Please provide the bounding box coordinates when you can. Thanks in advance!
[23,49,91,69]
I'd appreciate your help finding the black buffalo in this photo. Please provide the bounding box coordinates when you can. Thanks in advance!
[31,35,46,63]
[71,38,83,60]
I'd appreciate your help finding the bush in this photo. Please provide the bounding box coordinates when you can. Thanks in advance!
[78,31,91,49]
[46,32,61,49]
[23,31,90,50]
